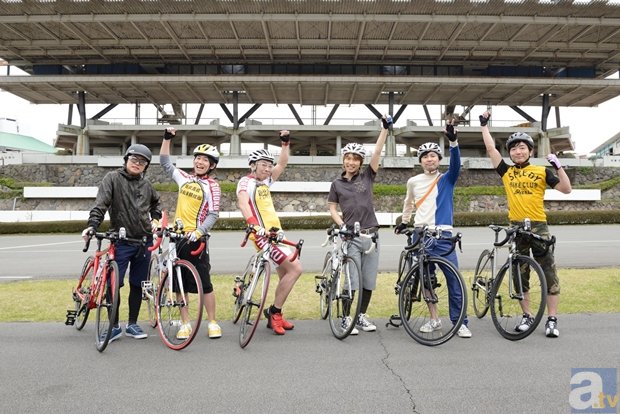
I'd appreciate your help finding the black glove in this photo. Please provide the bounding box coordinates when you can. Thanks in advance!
[382,115,393,130]
[164,128,175,140]
[445,123,458,142]
[279,131,290,143]
[479,113,490,127]
[394,222,407,234]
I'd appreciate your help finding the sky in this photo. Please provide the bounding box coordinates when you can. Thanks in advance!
[1,68,618,156]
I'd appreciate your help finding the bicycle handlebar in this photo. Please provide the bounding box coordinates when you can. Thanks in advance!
[241,226,304,261]
[148,226,208,256]
[489,224,556,250]
[82,228,147,252]
[323,225,377,254]
[400,226,462,257]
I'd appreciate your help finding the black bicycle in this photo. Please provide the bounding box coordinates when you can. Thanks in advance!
[471,221,551,340]
[388,226,467,346]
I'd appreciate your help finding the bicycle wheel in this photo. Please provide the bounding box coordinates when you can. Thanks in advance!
[156,260,204,350]
[490,255,547,341]
[327,255,362,340]
[232,256,255,324]
[95,261,120,352]
[316,252,332,320]
[145,254,160,328]
[239,262,270,349]
[399,256,467,346]
[397,251,415,321]
[73,256,95,331]
[472,249,493,319]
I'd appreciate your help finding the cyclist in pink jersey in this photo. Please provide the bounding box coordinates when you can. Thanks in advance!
[236,130,303,336]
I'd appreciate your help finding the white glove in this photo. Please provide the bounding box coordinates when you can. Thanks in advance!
[547,154,562,170]
[253,226,266,237]
[81,226,94,242]
[275,229,285,242]
[151,219,160,234]
[187,230,203,242]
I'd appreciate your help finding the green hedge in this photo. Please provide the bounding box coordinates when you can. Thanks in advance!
[1,210,618,234]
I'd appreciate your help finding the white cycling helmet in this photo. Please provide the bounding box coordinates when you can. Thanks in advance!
[341,143,366,159]
[506,132,534,150]
[248,149,275,165]
[417,142,443,161]
[193,144,220,174]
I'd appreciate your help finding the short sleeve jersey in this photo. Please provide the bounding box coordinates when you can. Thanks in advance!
[328,167,379,229]
[496,160,559,222]
[236,175,282,231]
[169,169,220,232]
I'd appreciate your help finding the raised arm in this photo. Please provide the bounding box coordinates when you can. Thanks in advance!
[271,130,290,181]
[369,115,392,172]
[479,112,502,169]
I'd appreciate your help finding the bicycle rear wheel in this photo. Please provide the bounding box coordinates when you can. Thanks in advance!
[399,257,466,346]
[239,262,270,348]
[232,256,255,324]
[472,249,493,319]
[327,256,362,340]
[156,260,204,350]
[73,256,95,331]
[95,261,120,352]
[316,252,332,320]
[490,255,547,341]
[144,254,160,328]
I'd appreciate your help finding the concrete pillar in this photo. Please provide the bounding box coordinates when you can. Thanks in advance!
[310,137,317,156]
[386,133,396,157]
[131,134,137,145]
[77,131,90,155]
[538,132,551,156]
[182,134,188,155]
[230,133,241,156]
[336,135,342,156]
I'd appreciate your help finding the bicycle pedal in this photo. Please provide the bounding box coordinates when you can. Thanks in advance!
[65,309,77,326]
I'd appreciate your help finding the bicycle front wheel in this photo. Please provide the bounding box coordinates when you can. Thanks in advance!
[145,254,160,328]
[327,255,362,340]
[490,255,547,341]
[95,261,120,352]
[472,249,493,319]
[73,256,95,331]
[239,262,270,348]
[232,256,255,324]
[399,257,467,346]
[156,260,204,351]
[316,252,332,320]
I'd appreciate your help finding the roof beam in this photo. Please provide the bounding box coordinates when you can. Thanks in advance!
[261,20,274,61]
[354,21,366,64]
[160,21,191,62]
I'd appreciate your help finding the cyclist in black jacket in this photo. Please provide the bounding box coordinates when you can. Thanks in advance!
[82,144,162,343]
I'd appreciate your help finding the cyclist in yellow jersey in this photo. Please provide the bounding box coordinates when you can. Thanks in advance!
[160,128,222,339]
[480,111,572,338]
[236,130,303,336]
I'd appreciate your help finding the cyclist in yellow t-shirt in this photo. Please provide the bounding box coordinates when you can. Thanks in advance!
[236,130,303,336]
[480,111,572,338]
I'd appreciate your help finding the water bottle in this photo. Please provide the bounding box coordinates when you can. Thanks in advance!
[524,218,531,231]
[354,222,360,235]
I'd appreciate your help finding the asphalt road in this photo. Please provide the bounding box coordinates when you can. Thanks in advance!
[1,224,619,281]
[1,314,618,414]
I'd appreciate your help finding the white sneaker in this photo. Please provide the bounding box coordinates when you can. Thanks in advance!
[419,319,442,333]
[342,316,359,335]
[457,324,472,338]
[356,313,377,332]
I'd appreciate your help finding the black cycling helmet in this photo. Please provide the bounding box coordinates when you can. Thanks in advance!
[124,144,152,169]
[506,132,534,150]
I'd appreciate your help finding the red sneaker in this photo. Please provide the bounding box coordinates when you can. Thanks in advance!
[264,309,294,334]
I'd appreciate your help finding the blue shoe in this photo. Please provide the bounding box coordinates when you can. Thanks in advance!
[125,323,147,339]
[100,325,122,344]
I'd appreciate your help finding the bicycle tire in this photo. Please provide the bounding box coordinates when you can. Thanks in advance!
[317,252,332,320]
[95,260,120,352]
[156,260,204,351]
[327,255,362,340]
[397,250,415,321]
[73,256,95,331]
[145,254,160,328]
[398,256,467,346]
[239,261,270,349]
[472,249,493,319]
[232,256,255,324]
[490,255,547,341]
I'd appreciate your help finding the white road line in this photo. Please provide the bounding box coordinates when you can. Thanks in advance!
[0,241,82,251]
[0,276,33,280]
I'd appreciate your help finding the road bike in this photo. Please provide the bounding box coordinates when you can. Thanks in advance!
[315,223,376,340]
[232,226,303,349]
[143,211,206,350]
[66,228,145,352]
[471,220,551,340]
[387,226,467,346]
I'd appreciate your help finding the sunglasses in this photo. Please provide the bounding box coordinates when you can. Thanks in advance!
[128,155,148,166]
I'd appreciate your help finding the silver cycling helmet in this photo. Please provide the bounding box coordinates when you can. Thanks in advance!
[417,142,443,161]
[341,143,366,159]
[506,132,534,150]
[248,149,275,165]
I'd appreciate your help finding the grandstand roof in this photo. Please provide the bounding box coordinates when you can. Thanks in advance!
[0,0,619,107]
[0,131,57,153]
